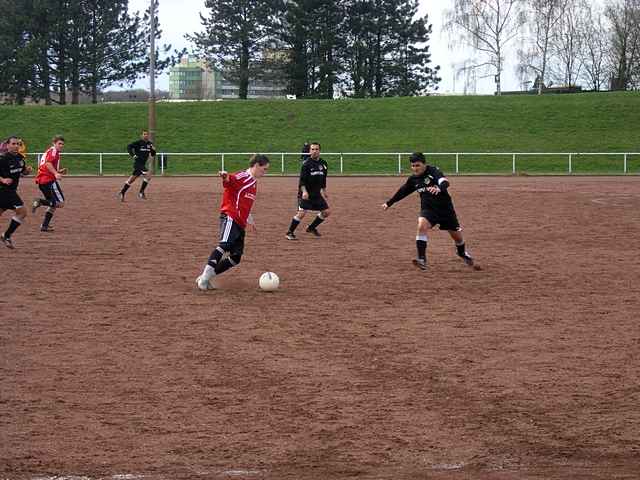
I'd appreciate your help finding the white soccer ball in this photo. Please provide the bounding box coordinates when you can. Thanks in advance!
[259,272,280,291]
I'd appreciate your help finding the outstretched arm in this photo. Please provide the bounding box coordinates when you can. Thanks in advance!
[382,179,415,210]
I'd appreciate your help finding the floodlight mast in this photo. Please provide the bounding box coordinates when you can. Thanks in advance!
[148,0,157,173]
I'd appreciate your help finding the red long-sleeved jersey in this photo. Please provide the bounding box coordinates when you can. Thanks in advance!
[219,169,257,229]
[35,147,61,185]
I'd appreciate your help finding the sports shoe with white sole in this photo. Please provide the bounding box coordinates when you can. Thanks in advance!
[1,234,15,249]
[459,252,474,266]
[196,275,216,291]
[285,232,297,240]
[412,258,427,270]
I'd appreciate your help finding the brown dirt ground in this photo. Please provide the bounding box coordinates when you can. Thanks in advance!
[1,176,639,480]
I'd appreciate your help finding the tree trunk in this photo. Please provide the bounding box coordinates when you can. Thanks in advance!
[239,41,249,99]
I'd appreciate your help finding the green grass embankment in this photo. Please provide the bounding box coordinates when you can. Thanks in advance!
[2,92,639,174]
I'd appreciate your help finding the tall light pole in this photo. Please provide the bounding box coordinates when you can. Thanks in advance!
[148,0,157,173]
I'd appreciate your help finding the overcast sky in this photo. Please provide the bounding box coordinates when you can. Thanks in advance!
[125,0,518,95]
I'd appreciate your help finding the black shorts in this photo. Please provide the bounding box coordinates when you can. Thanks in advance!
[218,214,245,257]
[132,162,149,176]
[298,195,329,212]
[39,181,65,206]
[420,208,461,231]
[0,191,24,210]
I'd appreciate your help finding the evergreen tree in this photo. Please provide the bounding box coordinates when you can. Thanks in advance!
[279,0,346,98]
[0,0,35,104]
[385,1,441,96]
[189,0,284,99]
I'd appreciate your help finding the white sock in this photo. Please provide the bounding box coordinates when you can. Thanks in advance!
[201,264,216,280]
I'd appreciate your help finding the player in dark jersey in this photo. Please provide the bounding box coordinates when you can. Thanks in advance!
[196,154,270,291]
[382,152,476,270]
[285,142,331,239]
[119,130,156,201]
[0,136,33,249]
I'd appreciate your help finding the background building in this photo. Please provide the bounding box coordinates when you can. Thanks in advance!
[169,56,286,100]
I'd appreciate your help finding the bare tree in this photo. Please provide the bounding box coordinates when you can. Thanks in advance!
[605,0,640,90]
[518,0,567,94]
[550,0,585,86]
[444,0,526,95]
[578,0,610,91]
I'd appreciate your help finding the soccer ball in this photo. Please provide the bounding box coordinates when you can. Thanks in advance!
[259,272,279,291]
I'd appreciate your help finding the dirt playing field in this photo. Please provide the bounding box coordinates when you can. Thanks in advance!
[1,175,639,480]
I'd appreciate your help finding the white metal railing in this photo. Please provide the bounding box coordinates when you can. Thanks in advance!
[32,151,640,175]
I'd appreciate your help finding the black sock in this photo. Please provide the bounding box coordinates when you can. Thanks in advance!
[214,258,237,275]
[207,247,225,269]
[42,211,54,229]
[456,242,466,256]
[308,214,325,230]
[417,239,427,260]
[121,183,131,195]
[140,180,149,193]
[4,218,21,238]
[288,217,300,233]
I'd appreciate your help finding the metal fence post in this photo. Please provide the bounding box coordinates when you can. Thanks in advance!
[221,153,225,172]
[568,153,572,174]
[160,153,165,175]
[455,153,459,174]
[397,153,401,174]
[340,153,344,173]
[512,153,516,174]
[99,153,103,175]
[624,153,627,174]
[281,153,285,174]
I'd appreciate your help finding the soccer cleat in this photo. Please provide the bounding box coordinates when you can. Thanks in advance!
[40,226,54,232]
[285,232,297,240]
[306,226,321,237]
[118,192,125,202]
[1,234,14,249]
[31,199,41,213]
[196,275,216,291]
[459,251,474,266]
[412,258,427,270]
[138,192,146,200]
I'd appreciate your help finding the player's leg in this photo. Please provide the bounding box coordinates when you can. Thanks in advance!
[138,170,151,199]
[32,184,53,213]
[413,216,432,270]
[1,198,27,248]
[119,173,139,201]
[197,215,241,290]
[306,206,330,236]
[448,228,474,266]
[305,196,330,237]
[286,207,307,240]
[213,224,244,275]
[41,182,64,232]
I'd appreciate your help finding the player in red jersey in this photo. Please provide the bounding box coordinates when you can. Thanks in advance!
[32,135,67,232]
[196,154,270,291]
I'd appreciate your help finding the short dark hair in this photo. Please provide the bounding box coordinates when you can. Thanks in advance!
[52,135,65,143]
[5,135,20,143]
[249,154,270,167]
[310,142,321,149]
[409,152,426,164]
